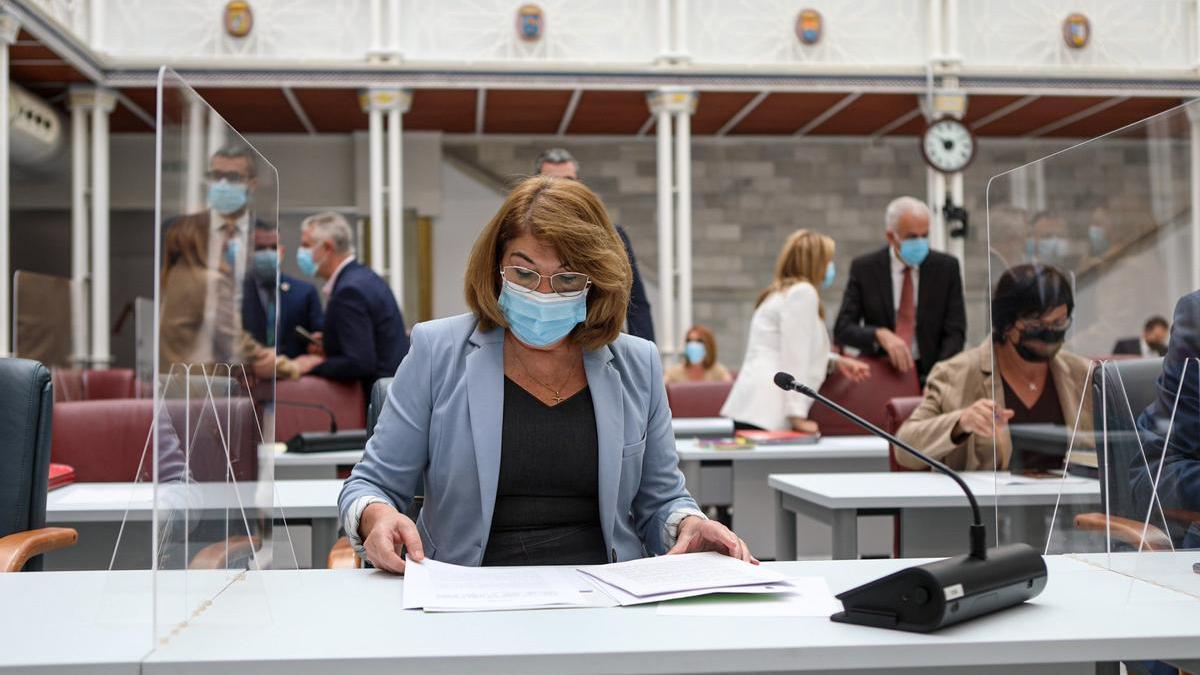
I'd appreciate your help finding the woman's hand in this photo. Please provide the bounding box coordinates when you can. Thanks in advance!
[360,502,425,574]
[667,516,759,565]
[835,357,871,383]
[790,417,820,434]
[954,398,1014,439]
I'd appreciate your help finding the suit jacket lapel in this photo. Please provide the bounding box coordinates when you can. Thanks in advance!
[877,248,896,328]
[584,344,622,555]
[466,324,505,556]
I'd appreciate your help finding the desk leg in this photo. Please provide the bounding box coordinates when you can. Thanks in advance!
[774,491,798,561]
[311,518,338,570]
[831,509,859,560]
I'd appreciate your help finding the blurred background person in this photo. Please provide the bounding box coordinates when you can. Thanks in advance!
[722,230,869,433]
[241,220,324,359]
[897,264,1092,471]
[535,148,655,343]
[1112,315,1169,357]
[663,324,732,384]
[292,212,409,389]
[1026,211,1076,269]
[834,196,966,383]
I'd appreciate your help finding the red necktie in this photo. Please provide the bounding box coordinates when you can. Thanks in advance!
[896,267,915,347]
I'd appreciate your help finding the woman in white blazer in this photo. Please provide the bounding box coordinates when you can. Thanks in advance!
[721,230,870,432]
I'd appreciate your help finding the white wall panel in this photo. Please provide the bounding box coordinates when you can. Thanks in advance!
[686,0,928,67]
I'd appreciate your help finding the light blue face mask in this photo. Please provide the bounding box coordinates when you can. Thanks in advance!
[498,278,588,348]
[684,340,706,365]
[821,261,836,290]
[208,181,248,216]
[296,247,319,277]
[1088,226,1109,257]
[898,237,930,267]
[1036,236,1068,260]
[253,249,278,282]
[223,238,241,267]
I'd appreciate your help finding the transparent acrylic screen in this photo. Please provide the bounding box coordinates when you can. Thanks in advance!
[141,66,293,642]
[985,99,1200,599]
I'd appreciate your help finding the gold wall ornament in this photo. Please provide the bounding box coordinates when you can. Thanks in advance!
[516,4,544,42]
[1062,13,1090,49]
[795,8,823,46]
[224,1,253,38]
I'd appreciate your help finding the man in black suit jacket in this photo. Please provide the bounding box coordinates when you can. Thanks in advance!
[1112,315,1169,357]
[535,148,655,343]
[293,212,409,388]
[241,222,324,358]
[834,196,966,381]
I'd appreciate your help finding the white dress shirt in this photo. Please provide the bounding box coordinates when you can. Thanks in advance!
[890,248,921,360]
[321,255,356,296]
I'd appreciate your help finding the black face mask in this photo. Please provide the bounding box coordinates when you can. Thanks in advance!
[1013,325,1067,363]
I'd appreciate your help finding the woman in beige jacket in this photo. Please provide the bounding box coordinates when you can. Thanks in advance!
[897,264,1093,471]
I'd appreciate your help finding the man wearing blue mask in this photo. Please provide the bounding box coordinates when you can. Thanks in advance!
[291,212,409,389]
[834,196,966,382]
[206,147,257,279]
[240,222,324,359]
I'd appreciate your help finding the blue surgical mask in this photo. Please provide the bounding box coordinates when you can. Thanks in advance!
[296,246,319,277]
[208,181,248,216]
[821,261,836,290]
[223,239,241,267]
[898,237,929,267]
[1088,226,1109,257]
[498,278,588,348]
[684,340,706,365]
[1037,236,1067,260]
[253,249,278,282]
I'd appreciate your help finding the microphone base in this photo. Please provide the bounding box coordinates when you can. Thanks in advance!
[830,543,1047,633]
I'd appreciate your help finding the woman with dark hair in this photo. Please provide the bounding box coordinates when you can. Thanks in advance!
[896,264,1093,471]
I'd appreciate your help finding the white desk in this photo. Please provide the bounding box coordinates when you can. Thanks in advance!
[771,472,1102,560]
[6,556,1193,674]
[44,481,343,570]
[274,449,364,479]
[677,436,889,560]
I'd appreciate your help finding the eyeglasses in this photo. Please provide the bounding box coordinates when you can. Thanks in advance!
[500,265,591,297]
[206,170,249,184]
[1020,316,1073,332]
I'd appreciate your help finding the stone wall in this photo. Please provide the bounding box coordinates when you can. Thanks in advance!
[445,133,1183,367]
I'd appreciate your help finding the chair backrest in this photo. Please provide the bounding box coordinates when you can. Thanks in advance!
[366,377,393,440]
[0,358,54,570]
[51,368,84,402]
[885,396,926,471]
[807,355,921,436]
[276,376,367,443]
[82,368,137,400]
[1092,357,1164,528]
[665,380,735,418]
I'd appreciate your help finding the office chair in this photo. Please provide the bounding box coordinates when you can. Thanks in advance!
[0,358,77,572]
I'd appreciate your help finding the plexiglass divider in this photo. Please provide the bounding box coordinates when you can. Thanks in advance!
[986,98,1199,600]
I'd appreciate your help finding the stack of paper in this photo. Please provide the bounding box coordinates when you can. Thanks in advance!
[402,552,799,612]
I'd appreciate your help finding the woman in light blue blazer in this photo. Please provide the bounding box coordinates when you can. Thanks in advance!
[339,176,756,572]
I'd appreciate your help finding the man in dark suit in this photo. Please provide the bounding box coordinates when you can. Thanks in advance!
[834,196,966,381]
[535,148,655,343]
[292,212,409,387]
[1112,315,1169,357]
[242,221,324,358]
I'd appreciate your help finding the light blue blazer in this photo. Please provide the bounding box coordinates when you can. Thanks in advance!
[337,312,699,566]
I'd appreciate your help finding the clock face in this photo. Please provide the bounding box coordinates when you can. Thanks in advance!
[921,118,976,174]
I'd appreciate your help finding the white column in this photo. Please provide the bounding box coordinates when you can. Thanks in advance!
[361,90,388,275]
[1189,107,1200,291]
[927,0,943,59]
[648,92,675,353]
[386,91,412,304]
[89,89,116,369]
[656,0,671,61]
[369,0,383,57]
[673,91,697,341]
[927,168,947,252]
[947,172,965,265]
[68,87,92,367]
[389,0,404,61]
[185,99,205,213]
[0,14,17,357]
[672,0,689,61]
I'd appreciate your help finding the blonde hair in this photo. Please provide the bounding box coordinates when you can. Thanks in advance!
[464,176,631,351]
[756,229,835,315]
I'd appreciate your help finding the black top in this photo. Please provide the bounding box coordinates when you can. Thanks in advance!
[832,246,967,379]
[482,377,608,566]
[1004,372,1067,472]
[1002,373,1065,426]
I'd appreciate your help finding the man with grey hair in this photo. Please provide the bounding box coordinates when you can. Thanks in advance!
[834,196,966,382]
[292,211,409,388]
[535,148,656,343]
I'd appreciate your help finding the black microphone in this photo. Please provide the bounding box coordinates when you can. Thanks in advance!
[774,371,1047,633]
[277,399,338,433]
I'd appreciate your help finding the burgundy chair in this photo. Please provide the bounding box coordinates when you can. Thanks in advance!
[665,380,735,418]
[50,368,85,402]
[276,376,367,442]
[884,396,926,472]
[807,356,920,436]
[82,368,137,400]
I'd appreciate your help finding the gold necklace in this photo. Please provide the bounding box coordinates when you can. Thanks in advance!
[508,339,578,405]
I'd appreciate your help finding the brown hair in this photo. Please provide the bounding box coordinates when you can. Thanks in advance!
[756,229,835,316]
[684,324,719,370]
[161,214,210,285]
[464,176,631,351]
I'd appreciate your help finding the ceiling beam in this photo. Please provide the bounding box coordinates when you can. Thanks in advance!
[635,112,655,137]
[715,91,768,137]
[113,90,154,129]
[281,86,318,135]
[474,88,487,135]
[556,89,582,136]
[869,104,923,140]
[1026,96,1130,138]
[794,92,861,137]
[970,95,1039,131]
